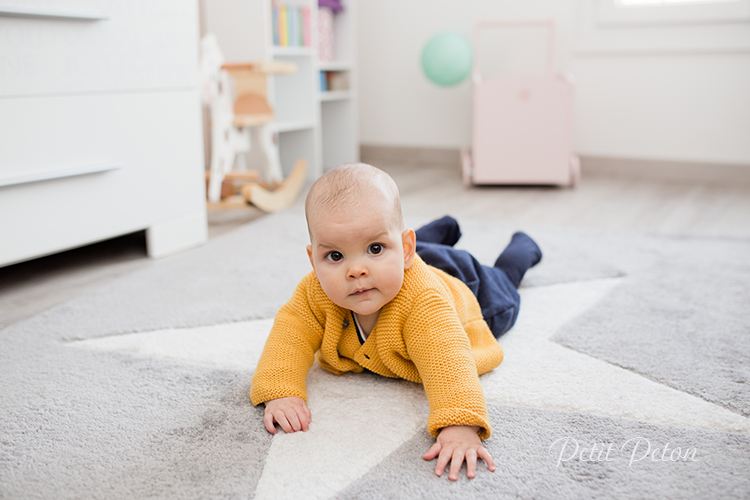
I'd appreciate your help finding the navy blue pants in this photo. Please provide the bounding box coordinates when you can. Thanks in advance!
[415,216,542,338]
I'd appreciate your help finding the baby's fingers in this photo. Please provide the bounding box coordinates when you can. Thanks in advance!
[423,442,442,461]
[263,412,278,435]
[478,446,496,472]
[292,406,311,432]
[284,409,304,432]
[465,448,478,479]
[448,449,466,481]
[275,412,293,433]
[303,402,312,422]
[301,411,311,431]
[434,447,454,478]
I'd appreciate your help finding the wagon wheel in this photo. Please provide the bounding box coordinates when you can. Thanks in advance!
[568,154,581,188]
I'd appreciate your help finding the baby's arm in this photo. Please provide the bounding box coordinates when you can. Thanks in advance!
[401,291,497,479]
[251,274,324,424]
[423,425,496,481]
[263,396,311,434]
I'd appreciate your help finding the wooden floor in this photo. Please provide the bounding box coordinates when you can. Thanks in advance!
[381,162,750,239]
[2,161,749,331]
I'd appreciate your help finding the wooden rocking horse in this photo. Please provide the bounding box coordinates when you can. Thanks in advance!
[200,34,307,212]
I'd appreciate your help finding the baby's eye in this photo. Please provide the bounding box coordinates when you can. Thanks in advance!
[325,251,343,262]
[368,244,383,255]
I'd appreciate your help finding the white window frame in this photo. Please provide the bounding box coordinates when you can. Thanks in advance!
[576,0,750,55]
[597,0,750,26]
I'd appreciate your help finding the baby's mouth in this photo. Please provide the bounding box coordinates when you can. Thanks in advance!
[350,288,374,296]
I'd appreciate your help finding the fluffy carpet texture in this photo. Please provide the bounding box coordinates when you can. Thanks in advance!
[1,209,749,499]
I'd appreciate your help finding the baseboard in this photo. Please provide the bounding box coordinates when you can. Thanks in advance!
[580,156,750,187]
[360,144,750,187]
[360,144,461,167]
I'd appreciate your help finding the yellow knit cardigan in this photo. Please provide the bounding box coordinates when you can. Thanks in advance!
[250,255,504,439]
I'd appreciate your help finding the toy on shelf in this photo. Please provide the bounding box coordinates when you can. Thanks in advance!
[317,0,343,62]
[200,34,308,211]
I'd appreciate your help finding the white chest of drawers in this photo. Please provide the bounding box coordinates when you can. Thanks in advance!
[0,0,207,267]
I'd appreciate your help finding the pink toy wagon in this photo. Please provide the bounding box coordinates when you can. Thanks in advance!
[461,19,580,187]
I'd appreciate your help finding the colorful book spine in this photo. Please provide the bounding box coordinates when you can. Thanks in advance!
[272,1,279,46]
[273,3,312,48]
[294,7,305,47]
[287,6,294,47]
[320,71,328,92]
[290,7,298,47]
[302,7,310,47]
[279,5,288,46]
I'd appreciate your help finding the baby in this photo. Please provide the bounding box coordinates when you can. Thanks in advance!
[251,163,541,481]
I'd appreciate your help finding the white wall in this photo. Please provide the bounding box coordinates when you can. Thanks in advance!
[357,0,750,165]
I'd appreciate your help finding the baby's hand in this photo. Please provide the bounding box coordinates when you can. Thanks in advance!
[423,425,496,481]
[263,396,311,434]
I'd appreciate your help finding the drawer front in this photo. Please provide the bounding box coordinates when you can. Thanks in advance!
[0,0,198,96]
[0,91,205,266]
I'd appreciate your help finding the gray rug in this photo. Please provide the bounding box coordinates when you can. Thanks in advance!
[1,208,749,499]
[337,404,750,500]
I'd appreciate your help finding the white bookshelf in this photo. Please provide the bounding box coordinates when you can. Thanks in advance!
[319,90,351,101]
[202,0,358,180]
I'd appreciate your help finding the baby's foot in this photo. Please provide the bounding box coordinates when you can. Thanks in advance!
[514,232,542,267]
[415,216,462,246]
[494,232,542,288]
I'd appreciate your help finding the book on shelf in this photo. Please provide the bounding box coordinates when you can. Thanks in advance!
[303,7,311,47]
[279,5,288,46]
[319,71,327,92]
[289,6,296,46]
[272,2,279,45]
[320,70,349,93]
[271,1,311,48]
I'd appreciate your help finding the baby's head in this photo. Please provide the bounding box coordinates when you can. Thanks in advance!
[305,163,416,321]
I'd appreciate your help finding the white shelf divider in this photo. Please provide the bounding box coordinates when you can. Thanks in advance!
[273,120,317,133]
[317,61,352,71]
[272,46,315,57]
[319,91,351,102]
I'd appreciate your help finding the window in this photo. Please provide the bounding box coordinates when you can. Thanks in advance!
[576,0,750,55]
[598,0,750,25]
[619,0,737,5]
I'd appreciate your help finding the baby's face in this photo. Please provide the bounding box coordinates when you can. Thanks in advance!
[306,199,412,323]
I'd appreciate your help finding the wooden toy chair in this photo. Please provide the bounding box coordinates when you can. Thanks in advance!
[200,34,307,212]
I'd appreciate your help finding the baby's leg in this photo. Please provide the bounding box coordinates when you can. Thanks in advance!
[493,232,542,289]
[416,241,520,338]
[414,216,461,247]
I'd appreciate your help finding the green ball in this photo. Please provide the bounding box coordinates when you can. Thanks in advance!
[421,32,473,87]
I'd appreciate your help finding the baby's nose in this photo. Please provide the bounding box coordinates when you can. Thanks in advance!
[347,262,369,279]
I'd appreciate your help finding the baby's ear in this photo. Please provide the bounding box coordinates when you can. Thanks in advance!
[402,229,416,269]
[306,245,315,270]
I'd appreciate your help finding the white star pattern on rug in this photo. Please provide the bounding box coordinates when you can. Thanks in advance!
[487,278,750,436]
[72,277,750,499]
